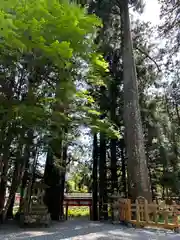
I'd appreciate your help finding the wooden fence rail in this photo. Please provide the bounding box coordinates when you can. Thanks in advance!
[114,197,180,231]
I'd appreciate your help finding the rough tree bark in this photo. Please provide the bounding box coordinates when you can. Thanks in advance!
[92,133,98,221]
[119,138,127,197]
[99,86,108,220]
[44,78,68,221]
[3,159,23,221]
[110,77,118,194]
[59,145,67,220]
[0,132,13,214]
[120,0,152,201]
[44,145,62,221]
[2,127,32,221]
[6,194,15,219]
[19,170,29,213]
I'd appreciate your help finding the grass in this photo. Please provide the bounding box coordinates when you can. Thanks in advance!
[158,214,180,224]
[13,205,90,218]
[66,206,89,217]
[13,205,19,214]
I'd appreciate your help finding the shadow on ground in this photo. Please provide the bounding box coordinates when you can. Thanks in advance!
[0,219,180,239]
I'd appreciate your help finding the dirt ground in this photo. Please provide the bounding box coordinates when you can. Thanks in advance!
[0,219,180,240]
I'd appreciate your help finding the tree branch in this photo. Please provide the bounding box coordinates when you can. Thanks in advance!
[135,46,161,72]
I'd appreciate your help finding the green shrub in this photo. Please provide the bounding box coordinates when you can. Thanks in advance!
[67,206,89,217]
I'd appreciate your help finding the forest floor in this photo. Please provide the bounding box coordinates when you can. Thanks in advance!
[0,218,180,240]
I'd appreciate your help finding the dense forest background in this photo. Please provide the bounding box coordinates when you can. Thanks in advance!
[0,0,179,222]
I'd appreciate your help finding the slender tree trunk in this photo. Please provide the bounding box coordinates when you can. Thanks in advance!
[3,160,22,221]
[59,145,67,220]
[18,130,33,213]
[99,132,108,220]
[99,86,108,220]
[110,78,118,194]
[110,139,118,193]
[119,139,127,197]
[175,102,180,126]
[0,133,13,213]
[2,131,28,221]
[0,71,16,215]
[92,134,98,221]
[19,170,29,213]
[120,0,152,201]
[147,154,155,199]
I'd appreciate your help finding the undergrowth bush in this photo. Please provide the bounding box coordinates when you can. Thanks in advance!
[67,206,89,217]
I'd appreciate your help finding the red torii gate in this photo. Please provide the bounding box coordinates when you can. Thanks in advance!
[64,193,92,220]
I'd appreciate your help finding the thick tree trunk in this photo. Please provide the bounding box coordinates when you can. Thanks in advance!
[120,0,152,201]
[44,78,68,221]
[44,149,60,220]
[92,134,98,221]
[44,147,61,221]
[6,194,15,219]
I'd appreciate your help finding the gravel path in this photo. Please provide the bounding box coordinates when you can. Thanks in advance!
[0,219,180,240]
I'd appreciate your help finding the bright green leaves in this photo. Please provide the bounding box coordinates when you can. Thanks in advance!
[12,101,49,129]
[73,99,120,139]
[91,54,109,72]
[51,40,73,59]
[76,90,95,104]
[90,119,120,139]
[87,53,109,87]
[0,10,19,50]
[0,0,108,76]
[0,10,15,33]
[0,0,117,148]
[1,0,102,65]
